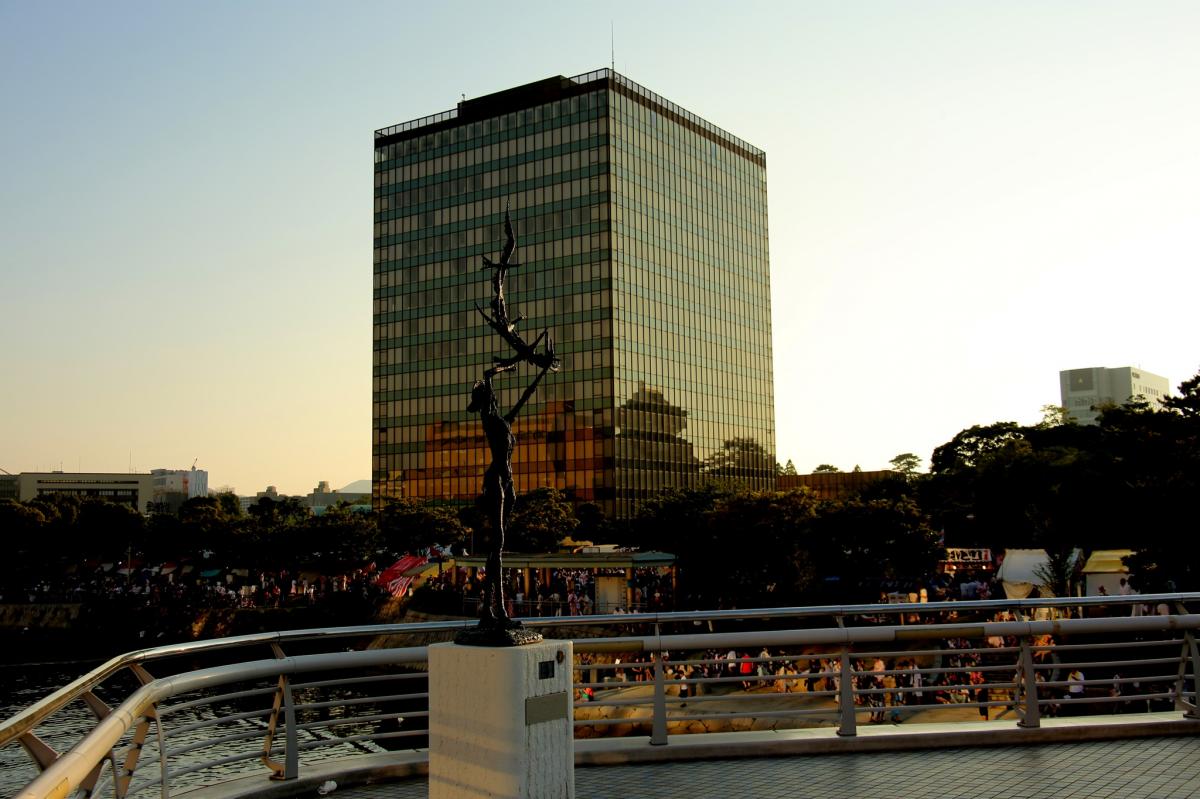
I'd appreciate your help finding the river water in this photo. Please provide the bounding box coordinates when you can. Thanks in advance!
[1,662,101,795]
[0,660,413,797]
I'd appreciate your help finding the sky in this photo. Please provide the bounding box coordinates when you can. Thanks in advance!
[2,1,1197,495]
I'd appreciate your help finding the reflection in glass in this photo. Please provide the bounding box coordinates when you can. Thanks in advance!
[373,70,774,519]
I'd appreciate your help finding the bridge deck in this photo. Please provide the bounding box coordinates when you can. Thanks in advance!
[340,734,1200,799]
[309,715,1200,796]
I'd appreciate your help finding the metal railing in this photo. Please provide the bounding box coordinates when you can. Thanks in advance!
[373,68,762,158]
[4,594,1199,798]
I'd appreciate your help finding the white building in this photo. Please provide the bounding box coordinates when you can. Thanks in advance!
[16,472,156,514]
[150,467,209,512]
[1059,366,1170,425]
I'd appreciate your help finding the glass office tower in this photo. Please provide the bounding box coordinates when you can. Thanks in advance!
[374,70,774,519]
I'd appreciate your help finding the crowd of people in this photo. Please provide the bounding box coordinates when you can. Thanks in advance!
[0,563,388,652]
[572,641,1019,719]
[570,599,1171,721]
[2,564,384,609]
[416,566,676,617]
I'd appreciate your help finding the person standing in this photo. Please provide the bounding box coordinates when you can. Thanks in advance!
[1066,668,1086,716]
[970,670,989,720]
[806,658,821,693]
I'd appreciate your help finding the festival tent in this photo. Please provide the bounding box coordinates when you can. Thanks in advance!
[1082,549,1135,596]
[376,554,430,598]
[995,548,1081,599]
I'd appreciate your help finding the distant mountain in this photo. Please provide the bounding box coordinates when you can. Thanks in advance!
[338,479,371,494]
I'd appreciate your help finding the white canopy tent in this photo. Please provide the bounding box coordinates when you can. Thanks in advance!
[995,548,1082,599]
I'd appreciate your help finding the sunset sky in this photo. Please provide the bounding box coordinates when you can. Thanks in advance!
[2,1,1197,495]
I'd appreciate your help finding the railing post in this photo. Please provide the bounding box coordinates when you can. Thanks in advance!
[116,717,154,798]
[650,633,668,745]
[154,706,168,799]
[281,678,299,779]
[262,645,299,781]
[837,647,856,737]
[1017,637,1040,728]
[1182,631,1200,719]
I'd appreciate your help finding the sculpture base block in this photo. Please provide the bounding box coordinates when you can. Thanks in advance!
[429,639,575,799]
[454,623,544,647]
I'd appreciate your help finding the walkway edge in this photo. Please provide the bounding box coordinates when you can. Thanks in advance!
[175,715,1199,799]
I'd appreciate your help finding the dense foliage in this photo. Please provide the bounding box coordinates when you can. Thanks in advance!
[5,367,1197,606]
[921,368,1200,592]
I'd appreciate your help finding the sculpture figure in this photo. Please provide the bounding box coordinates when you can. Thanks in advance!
[456,205,558,646]
[475,209,560,373]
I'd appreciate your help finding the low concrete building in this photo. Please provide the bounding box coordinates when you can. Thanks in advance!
[775,470,898,500]
[16,472,155,514]
[307,480,371,514]
[239,485,304,514]
[1060,366,1170,425]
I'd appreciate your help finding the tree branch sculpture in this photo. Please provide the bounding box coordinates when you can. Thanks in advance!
[455,205,559,646]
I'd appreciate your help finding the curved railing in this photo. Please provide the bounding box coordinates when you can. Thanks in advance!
[5,594,1199,798]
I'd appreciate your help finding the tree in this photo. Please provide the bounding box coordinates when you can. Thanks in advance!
[379,497,466,556]
[213,491,242,519]
[1162,367,1200,418]
[145,512,183,562]
[1038,404,1075,428]
[506,487,577,552]
[0,499,45,537]
[3,500,50,575]
[247,496,309,529]
[925,420,1110,552]
[631,483,732,555]
[781,459,798,476]
[75,499,145,563]
[1104,368,1200,591]
[929,422,1024,474]
[702,438,777,485]
[888,453,922,475]
[302,503,380,571]
[808,495,942,597]
[573,501,612,542]
[813,464,840,473]
[1034,550,1080,598]
[705,489,821,604]
[177,495,235,559]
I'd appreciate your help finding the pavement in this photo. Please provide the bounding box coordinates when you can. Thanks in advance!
[324,719,1200,799]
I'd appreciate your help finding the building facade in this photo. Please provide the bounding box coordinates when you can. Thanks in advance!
[1059,366,1170,425]
[307,480,371,515]
[775,470,898,502]
[16,472,156,514]
[374,70,775,518]
[149,467,209,513]
[0,473,18,501]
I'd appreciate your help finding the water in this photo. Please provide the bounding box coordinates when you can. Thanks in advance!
[0,661,423,797]
[0,662,101,795]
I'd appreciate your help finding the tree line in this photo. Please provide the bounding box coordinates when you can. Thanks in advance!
[0,486,585,588]
[3,367,1196,607]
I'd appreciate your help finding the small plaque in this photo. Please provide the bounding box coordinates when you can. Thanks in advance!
[538,660,555,679]
[525,691,568,725]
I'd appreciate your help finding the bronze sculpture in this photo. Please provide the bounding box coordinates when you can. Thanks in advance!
[456,206,558,646]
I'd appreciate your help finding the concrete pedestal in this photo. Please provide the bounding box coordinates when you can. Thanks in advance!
[429,639,575,799]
